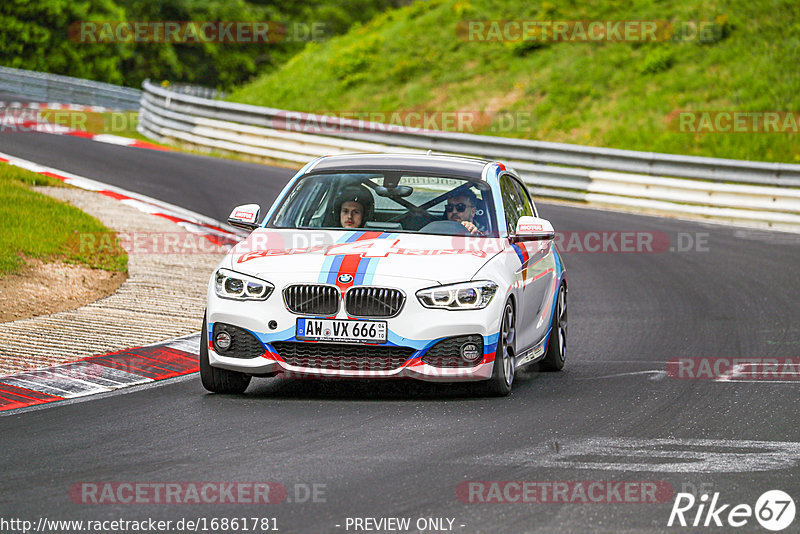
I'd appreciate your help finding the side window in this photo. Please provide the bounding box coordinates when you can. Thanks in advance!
[512,178,536,218]
[500,175,522,234]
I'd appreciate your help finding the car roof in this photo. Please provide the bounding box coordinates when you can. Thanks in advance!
[307,153,495,180]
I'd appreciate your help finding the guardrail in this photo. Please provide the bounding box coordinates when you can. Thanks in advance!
[0,66,141,110]
[167,83,226,101]
[139,80,800,231]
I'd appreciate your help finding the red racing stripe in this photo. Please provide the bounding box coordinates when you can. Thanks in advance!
[519,243,530,283]
[334,232,382,292]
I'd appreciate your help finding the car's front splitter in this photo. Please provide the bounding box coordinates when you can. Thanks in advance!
[207,343,495,382]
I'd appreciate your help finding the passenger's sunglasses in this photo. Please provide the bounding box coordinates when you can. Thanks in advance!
[445,203,471,213]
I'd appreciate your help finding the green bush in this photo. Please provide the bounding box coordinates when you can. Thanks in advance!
[0,0,410,90]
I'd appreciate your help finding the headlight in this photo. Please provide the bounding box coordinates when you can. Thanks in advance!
[416,281,498,310]
[214,269,273,301]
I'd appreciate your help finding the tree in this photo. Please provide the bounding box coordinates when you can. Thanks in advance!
[0,0,131,84]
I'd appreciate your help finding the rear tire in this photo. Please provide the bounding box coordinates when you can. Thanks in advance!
[540,283,567,372]
[483,300,516,396]
[200,315,251,394]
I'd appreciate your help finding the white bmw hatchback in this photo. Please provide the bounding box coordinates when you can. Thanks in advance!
[202,153,567,396]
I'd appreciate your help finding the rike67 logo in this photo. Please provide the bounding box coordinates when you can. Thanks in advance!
[668,490,795,531]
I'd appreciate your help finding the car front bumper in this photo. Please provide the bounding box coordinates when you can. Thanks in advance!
[206,275,506,382]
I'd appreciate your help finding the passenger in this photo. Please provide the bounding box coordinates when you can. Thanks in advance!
[335,186,374,229]
[340,200,364,228]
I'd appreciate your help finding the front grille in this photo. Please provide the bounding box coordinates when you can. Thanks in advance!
[421,335,484,368]
[213,323,265,359]
[283,284,339,315]
[272,342,415,371]
[345,287,405,317]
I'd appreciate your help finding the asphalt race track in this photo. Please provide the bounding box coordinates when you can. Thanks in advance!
[0,131,296,221]
[1,129,799,533]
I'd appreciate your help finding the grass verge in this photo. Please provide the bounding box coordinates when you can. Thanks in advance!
[228,0,800,164]
[0,162,128,277]
[38,110,160,144]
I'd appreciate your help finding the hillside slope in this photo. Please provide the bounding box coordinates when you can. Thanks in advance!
[228,0,800,163]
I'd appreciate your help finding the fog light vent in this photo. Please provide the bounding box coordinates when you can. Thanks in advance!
[212,323,265,359]
[421,335,483,368]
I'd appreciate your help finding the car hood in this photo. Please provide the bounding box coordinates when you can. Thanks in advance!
[224,228,505,285]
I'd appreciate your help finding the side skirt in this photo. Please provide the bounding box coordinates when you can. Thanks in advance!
[514,332,549,369]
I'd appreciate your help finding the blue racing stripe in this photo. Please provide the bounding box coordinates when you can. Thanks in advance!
[360,232,395,285]
[362,256,380,285]
[326,255,345,284]
[484,332,500,354]
[353,258,370,285]
[318,255,335,283]
[318,231,357,283]
[510,243,525,264]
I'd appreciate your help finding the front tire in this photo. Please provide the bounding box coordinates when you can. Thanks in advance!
[200,315,251,394]
[484,300,516,396]
[540,283,567,371]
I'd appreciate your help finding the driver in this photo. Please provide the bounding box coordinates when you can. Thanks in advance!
[334,186,374,229]
[445,190,483,235]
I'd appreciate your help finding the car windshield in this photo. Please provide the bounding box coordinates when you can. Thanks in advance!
[268,172,498,237]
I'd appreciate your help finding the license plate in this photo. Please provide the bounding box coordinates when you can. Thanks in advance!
[296,318,387,344]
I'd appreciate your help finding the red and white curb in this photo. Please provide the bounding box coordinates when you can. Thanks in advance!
[0,101,127,113]
[0,153,247,409]
[0,151,246,412]
[0,151,244,247]
[0,334,201,412]
[0,103,169,151]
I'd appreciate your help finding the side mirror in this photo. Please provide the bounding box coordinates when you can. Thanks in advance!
[227,204,261,230]
[513,216,555,241]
